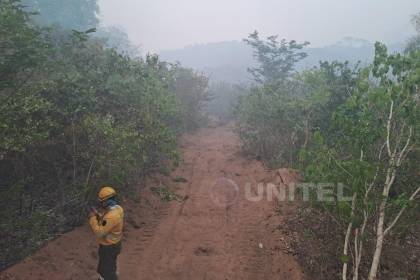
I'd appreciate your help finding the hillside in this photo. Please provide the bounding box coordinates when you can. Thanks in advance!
[159,38,404,83]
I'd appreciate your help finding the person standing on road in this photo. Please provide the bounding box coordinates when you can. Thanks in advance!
[89,186,124,280]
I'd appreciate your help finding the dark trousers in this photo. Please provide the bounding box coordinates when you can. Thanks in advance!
[97,242,122,280]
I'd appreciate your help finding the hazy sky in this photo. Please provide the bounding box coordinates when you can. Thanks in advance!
[98,0,420,52]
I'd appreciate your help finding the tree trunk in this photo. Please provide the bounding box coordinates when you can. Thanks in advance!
[368,199,386,280]
[342,192,357,280]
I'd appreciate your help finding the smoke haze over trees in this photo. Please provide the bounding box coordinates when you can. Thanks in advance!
[1,0,419,279]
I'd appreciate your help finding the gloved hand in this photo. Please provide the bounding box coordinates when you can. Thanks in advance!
[89,206,100,218]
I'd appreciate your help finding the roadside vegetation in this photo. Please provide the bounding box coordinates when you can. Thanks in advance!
[234,16,420,280]
[0,0,209,269]
[1,0,419,278]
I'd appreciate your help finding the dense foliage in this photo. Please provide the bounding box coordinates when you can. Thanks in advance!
[0,0,208,269]
[303,44,419,280]
[234,31,359,167]
[169,65,211,130]
[234,29,419,279]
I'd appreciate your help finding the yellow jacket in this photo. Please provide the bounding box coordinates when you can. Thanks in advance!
[89,205,124,245]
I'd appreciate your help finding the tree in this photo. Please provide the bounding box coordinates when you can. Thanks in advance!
[234,32,312,166]
[94,26,140,57]
[405,12,420,53]
[22,0,99,30]
[244,30,309,85]
[169,64,211,131]
[235,32,359,167]
[304,43,420,280]
[0,0,209,268]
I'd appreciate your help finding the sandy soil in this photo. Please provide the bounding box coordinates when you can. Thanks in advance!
[0,126,305,280]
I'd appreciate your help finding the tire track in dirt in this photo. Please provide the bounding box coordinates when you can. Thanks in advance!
[0,125,305,280]
[120,125,305,279]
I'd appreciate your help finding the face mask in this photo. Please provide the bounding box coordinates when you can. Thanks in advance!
[99,198,117,208]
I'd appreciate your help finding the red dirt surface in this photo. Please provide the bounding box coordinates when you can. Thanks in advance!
[1,126,305,280]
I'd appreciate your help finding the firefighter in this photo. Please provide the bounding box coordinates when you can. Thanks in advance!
[89,186,124,280]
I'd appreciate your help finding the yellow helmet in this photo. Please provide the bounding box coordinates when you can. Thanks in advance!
[98,186,117,201]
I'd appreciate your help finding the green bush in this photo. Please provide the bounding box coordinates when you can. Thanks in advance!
[0,0,209,269]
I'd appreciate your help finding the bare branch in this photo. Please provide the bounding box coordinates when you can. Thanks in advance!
[399,144,415,164]
[386,100,394,158]
[378,142,386,161]
[342,192,357,280]
[328,150,353,177]
[352,226,365,280]
[393,121,406,154]
[396,126,413,166]
[365,142,386,199]
[384,186,420,236]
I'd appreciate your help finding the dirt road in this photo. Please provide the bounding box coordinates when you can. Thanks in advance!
[1,126,304,280]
